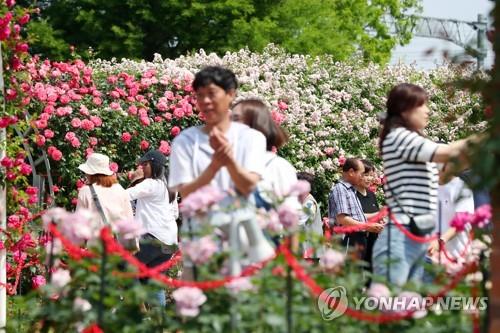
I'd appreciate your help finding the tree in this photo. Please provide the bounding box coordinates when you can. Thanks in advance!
[23,0,420,63]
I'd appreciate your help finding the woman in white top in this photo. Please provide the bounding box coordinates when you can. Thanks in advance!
[76,153,133,228]
[127,149,178,306]
[232,98,298,209]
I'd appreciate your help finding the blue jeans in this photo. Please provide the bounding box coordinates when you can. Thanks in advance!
[372,215,427,287]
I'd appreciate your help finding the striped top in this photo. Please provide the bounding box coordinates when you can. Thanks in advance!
[382,127,440,221]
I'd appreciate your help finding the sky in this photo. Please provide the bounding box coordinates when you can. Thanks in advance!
[390,0,495,69]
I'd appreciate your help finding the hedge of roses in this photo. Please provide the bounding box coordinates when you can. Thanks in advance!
[1,41,488,294]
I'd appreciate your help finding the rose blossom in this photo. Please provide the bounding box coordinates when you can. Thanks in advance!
[277,203,299,229]
[51,268,71,289]
[179,185,225,217]
[450,212,473,231]
[32,275,46,289]
[114,218,145,240]
[170,126,181,136]
[121,132,132,142]
[73,297,92,312]
[158,140,171,155]
[172,287,207,317]
[181,236,218,265]
[140,140,149,150]
[319,249,345,270]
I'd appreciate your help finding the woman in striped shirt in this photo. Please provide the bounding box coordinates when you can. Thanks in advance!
[372,83,474,286]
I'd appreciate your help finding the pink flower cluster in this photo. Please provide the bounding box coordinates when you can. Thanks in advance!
[179,185,225,218]
[319,249,345,271]
[449,204,492,231]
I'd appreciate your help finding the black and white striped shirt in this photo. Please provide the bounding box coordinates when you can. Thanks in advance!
[382,127,440,220]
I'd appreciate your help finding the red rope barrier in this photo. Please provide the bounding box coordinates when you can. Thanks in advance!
[390,213,439,243]
[48,223,95,260]
[101,228,275,290]
[280,243,478,324]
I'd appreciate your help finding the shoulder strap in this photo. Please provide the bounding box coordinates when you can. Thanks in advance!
[89,184,110,225]
[385,181,413,218]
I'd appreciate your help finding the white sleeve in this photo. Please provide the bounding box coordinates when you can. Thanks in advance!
[168,134,195,189]
[126,179,156,200]
[240,130,266,177]
[171,193,179,219]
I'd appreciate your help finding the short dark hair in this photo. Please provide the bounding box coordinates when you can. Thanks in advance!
[297,172,315,185]
[361,159,375,174]
[342,158,361,173]
[233,98,288,150]
[193,66,238,92]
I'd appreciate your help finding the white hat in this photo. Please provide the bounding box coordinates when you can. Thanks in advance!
[78,153,113,176]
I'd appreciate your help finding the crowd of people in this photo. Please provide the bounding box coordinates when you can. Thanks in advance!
[74,66,487,305]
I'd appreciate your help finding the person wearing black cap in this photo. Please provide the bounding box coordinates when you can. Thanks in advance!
[126,149,179,307]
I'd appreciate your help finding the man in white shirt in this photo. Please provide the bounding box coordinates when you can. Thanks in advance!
[169,66,266,197]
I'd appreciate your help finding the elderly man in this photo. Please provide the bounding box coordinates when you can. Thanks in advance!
[328,158,384,258]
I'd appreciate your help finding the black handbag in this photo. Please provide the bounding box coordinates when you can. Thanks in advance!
[386,183,435,236]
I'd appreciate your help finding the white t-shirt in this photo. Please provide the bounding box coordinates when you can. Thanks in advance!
[126,178,178,245]
[258,151,298,199]
[437,177,474,257]
[169,122,267,193]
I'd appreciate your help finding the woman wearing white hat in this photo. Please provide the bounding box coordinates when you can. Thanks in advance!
[76,153,134,227]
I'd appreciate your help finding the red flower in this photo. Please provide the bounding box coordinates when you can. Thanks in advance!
[121,132,132,143]
[20,163,32,175]
[170,126,181,137]
[18,13,30,25]
[25,186,38,195]
[82,323,104,333]
[140,140,149,150]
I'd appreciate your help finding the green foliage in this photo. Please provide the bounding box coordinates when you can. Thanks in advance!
[25,0,420,63]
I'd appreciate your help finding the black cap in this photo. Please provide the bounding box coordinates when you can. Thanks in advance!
[138,150,167,166]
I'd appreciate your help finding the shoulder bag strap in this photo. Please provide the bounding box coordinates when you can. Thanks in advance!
[89,184,110,226]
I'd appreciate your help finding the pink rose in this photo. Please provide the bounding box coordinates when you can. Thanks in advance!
[226,277,254,293]
[81,119,95,131]
[35,134,46,146]
[70,138,81,148]
[172,287,207,317]
[20,163,32,175]
[170,126,181,137]
[50,149,63,161]
[338,156,346,166]
[324,147,335,156]
[158,140,171,155]
[319,249,345,270]
[26,186,38,195]
[32,275,46,289]
[35,119,48,129]
[472,204,492,228]
[7,215,21,229]
[139,116,150,126]
[287,180,311,198]
[90,116,102,127]
[79,105,89,116]
[140,140,149,150]
[367,283,390,299]
[109,162,118,173]
[51,268,71,289]
[128,105,138,115]
[85,148,94,157]
[179,185,225,218]
[110,102,121,110]
[1,157,14,168]
[92,97,102,105]
[64,131,76,141]
[277,203,299,229]
[114,218,145,240]
[43,129,55,139]
[121,132,132,143]
[450,212,473,232]
[173,108,184,119]
[277,101,288,110]
[18,13,30,25]
[70,118,81,128]
[89,137,98,146]
[181,236,218,265]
